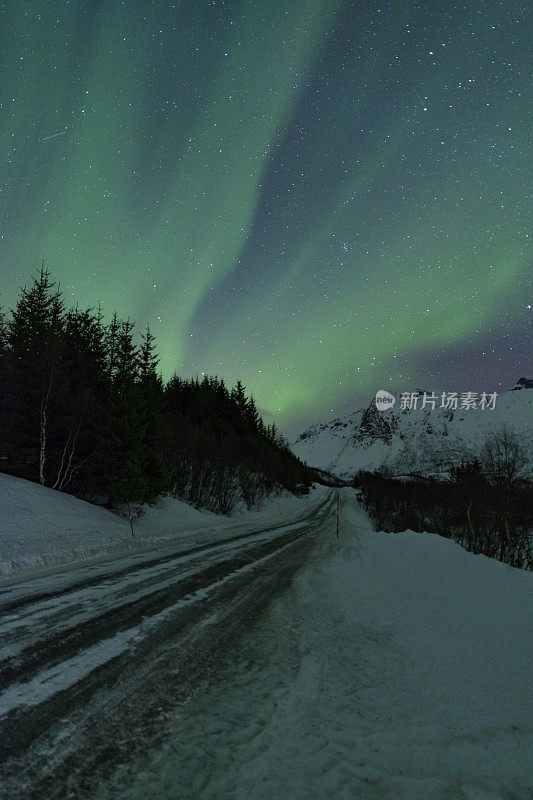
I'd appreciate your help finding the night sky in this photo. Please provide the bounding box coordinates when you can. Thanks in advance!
[1,1,531,433]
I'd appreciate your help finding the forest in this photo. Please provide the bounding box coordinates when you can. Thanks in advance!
[0,267,311,516]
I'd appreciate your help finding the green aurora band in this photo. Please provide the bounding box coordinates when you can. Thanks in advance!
[0,0,530,432]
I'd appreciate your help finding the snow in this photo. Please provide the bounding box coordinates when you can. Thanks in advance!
[1,531,308,719]
[1,476,531,797]
[0,472,325,578]
[292,384,533,478]
[0,627,141,717]
[103,490,533,800]
[0,507,324,720]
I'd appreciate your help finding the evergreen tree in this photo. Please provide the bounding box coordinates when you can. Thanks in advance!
[0,306,7,355]
[51,306,107,493]
[102,317,142,504]
[6,265,64,484]
[231,380,247,416]
[138,325,160,385]
[114,318,138,391]
[245,395,260,432]
[136,326,166,499]
[104,311,121,381]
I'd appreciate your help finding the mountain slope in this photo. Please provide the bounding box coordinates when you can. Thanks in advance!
[291,380,533,479]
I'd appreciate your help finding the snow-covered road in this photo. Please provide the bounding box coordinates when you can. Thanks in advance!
[0,490,336,798]
[102,491,532,800]
[1,489,532,800]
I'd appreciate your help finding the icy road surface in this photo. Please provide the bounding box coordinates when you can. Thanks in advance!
[99,491,532,800]
[1,489,532,800]
[0,490,336,798]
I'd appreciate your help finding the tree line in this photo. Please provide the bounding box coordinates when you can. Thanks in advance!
[0,266,310,515]
[354,426,532,569]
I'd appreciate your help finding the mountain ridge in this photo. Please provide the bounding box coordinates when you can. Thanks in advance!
[291,379,533,479]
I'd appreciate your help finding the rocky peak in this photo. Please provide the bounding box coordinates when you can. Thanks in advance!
[355,402,393,445]
[513,377,533,391]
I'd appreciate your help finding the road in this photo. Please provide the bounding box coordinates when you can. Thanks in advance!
[0,490,336,799]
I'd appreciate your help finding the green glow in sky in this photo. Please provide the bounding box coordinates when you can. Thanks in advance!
[0,0,530,433]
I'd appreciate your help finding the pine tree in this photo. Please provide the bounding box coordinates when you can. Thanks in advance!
[0,306,7,356]
[114,319,138,391]
[137,325,166,499]
[102,317,142,504]
[51,306,107,492]
[231,380,247,410]
[138,325,160,385]
[6,265,64,484]
[245,395,260,432]
[104,312,121,381]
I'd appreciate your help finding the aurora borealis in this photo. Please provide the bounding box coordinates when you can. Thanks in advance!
[0,1,530,433]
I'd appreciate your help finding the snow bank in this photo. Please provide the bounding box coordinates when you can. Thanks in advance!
[110,490,533,800]
[0,473,326,578]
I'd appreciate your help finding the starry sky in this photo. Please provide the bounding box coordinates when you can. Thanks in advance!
[0,0,531,434]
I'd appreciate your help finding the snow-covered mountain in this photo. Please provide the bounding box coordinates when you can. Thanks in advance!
[291,380,533,479]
